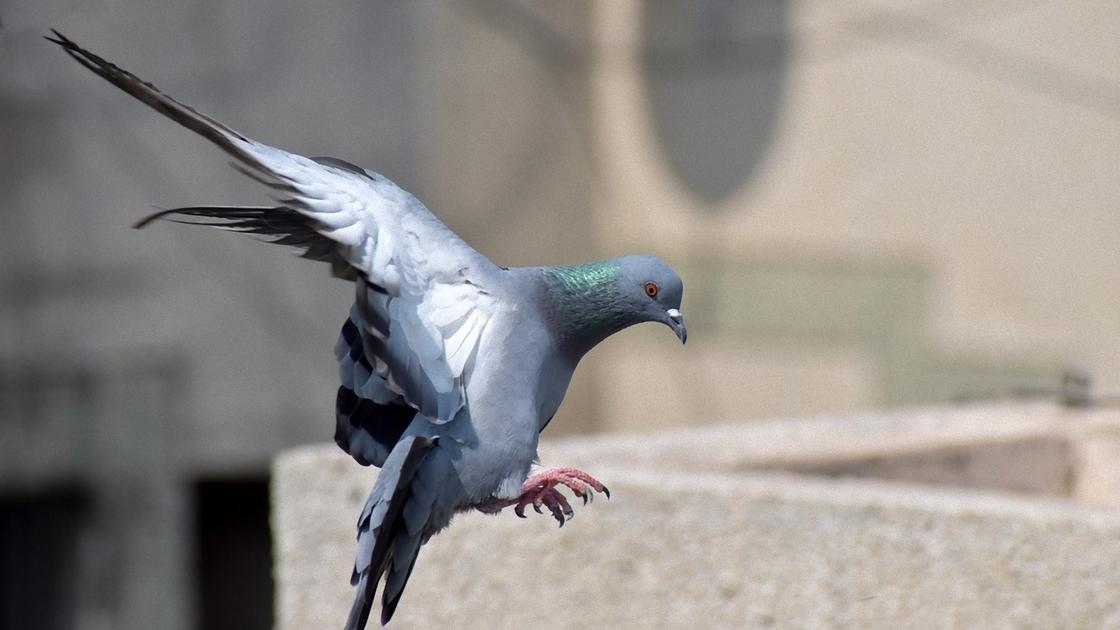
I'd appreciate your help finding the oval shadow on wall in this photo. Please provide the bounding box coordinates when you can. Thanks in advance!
[642,0,790,208]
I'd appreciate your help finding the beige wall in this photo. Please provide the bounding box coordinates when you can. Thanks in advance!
[565,0,1120,431]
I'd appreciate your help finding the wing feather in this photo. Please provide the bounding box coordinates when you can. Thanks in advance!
[50,32,499,424]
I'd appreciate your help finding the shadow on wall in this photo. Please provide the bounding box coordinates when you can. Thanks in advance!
[643,0,789,206]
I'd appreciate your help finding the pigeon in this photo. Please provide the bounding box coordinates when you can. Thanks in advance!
[49,32,687,628]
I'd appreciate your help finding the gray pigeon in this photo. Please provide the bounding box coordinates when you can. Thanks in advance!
[49,32,686,628]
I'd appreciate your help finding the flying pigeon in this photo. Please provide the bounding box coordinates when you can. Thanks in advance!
[49,32,687,628]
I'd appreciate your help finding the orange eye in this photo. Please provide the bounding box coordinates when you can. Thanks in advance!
[644,282,659,298]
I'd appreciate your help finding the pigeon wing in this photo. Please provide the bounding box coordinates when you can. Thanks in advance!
[50,31,499,423]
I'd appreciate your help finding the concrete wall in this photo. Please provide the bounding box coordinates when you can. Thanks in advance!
[272,403,1120,629]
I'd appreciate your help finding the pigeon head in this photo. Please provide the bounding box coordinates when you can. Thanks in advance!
[541,255,686,357]
[615,254,687,344]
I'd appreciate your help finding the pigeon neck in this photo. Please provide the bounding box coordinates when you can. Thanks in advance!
[541,261,632,358]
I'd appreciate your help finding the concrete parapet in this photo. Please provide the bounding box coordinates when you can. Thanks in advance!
[1072,420,1120,508]
[273,404,1120,629]
[542,403,1119,504]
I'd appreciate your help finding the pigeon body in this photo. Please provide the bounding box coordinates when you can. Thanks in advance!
[49,32,686,629]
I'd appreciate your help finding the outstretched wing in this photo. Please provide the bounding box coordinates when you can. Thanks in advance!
[50,32,499,424]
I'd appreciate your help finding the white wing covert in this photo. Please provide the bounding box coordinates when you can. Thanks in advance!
[265,149,497,424]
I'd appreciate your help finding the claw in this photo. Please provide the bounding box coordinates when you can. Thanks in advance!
[553,490,574,519]
[540,492,565,527]
[602,486,610,500]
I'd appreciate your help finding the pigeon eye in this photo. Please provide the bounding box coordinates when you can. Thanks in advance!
[643,282,659,298]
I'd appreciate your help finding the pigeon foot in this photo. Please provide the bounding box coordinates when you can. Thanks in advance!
[511,467,609,527]
[478,468,610,526]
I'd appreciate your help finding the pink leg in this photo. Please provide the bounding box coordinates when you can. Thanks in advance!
[505,468,610,527]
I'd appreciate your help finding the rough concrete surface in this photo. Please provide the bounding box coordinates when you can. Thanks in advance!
[1071,420,1120,507]
[540,403,1120,505]
[274,404,1120,629]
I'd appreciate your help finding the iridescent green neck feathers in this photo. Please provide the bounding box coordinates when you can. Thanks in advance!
[540,261,631,354]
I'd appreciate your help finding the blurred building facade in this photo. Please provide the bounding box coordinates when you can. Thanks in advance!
[0,0,1117,629]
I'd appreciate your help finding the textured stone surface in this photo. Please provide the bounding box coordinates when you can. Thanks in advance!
[273,404,1120,630]
[1072,421,1120,508]
[541,403,1116,502]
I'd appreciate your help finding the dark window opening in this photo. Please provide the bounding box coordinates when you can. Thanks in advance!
[0,488,87,630]
[194,479,273,630]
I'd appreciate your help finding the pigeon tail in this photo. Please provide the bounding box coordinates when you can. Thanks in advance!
[346,435,437,629]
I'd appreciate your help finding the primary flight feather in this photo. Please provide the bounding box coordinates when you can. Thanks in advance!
[49,31,687,629]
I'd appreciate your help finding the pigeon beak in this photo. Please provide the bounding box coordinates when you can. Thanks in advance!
[666,308,687,344]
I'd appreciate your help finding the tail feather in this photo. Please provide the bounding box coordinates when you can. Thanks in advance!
[381,540,422,625]
[345,435,437,630]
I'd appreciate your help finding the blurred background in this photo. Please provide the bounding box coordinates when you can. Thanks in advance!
[1,0,1117,628]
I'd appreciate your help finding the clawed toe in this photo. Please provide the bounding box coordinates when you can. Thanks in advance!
[504,467,608,527]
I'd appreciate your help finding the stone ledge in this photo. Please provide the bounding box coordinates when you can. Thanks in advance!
[272,404,1120,629]
[540,403,1120,505]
